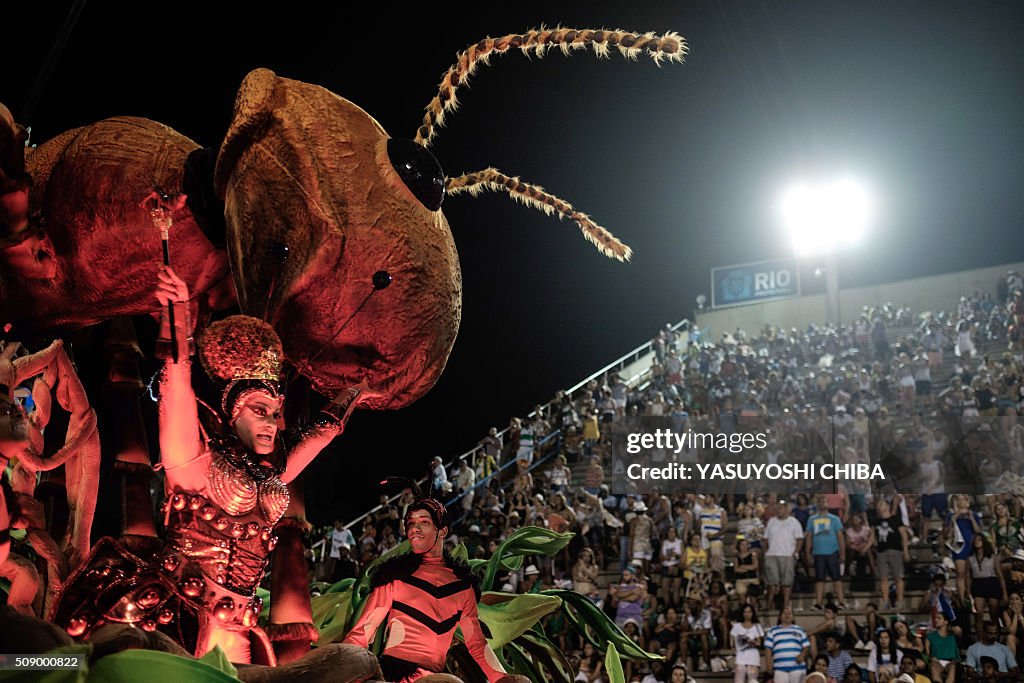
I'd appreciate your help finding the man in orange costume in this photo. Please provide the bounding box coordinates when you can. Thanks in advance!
[344,497,510,682]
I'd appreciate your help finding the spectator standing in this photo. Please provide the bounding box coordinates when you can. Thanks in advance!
[477,427,501,475]
[957,319,976,362]
[992,502,1022,563]
[944,493,983,602]
[805,494,847,610]
[431,456,448,493]
[609,565,646,628]
[572,547,599,596]
[326,519,356,582]
[659,526,683,605]
[582,455,604,495]
[765,606,811,683]
[764,499,804,610]
[516,419,536,466]
[874,498,910,609]
[548,455,571,494]
[733,536,760,608]
[844,511,876,579]
[872,319,890,362]
[629,501,656,575]
[921,324,945,373]
[968,533,1007,641]
[730,603,765,683]
[698,494,727,577]
[456,459,476,512]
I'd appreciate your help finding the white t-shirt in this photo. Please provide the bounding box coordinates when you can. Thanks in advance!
[731,622,766,666]
[330,528,354,559]
[764,515,804,557]
[660,538,683,566]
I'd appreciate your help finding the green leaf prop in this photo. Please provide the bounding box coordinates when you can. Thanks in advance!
[605,643,625,683]
[89,649,241,682]
[541,589,660,662]
[516,631,575,683]
[475,592,562,648]
[449,542,469,563]
[502,641,543,683]
[310,585,357,647]
[324,577,356,594]
[481,527,573,591]
[197,647,238,678]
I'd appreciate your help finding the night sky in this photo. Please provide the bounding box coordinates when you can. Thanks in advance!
[8,2,1024,523]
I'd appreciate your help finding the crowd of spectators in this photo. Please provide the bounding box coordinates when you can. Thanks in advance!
[311,274,1024,682]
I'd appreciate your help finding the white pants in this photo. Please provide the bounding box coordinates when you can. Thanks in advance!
[734,665,760,683]
[774,670,805,683]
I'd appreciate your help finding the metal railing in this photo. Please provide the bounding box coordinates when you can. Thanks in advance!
[340,318,690,532]
[446,429,563,529]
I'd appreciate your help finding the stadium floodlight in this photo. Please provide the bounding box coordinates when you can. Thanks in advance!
[781,178,871,256]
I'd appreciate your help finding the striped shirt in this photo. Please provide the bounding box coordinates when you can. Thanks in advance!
[765,624,809,672]
[827,650,853,681]
[699,506,724,545]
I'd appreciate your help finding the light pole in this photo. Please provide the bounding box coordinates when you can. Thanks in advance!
[780,178,870,325]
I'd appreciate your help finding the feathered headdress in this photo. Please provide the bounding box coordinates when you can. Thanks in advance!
[198,314,284,421]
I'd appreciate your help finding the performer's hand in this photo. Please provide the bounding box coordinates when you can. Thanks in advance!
[155,265,194,360]
[156,265,189,306]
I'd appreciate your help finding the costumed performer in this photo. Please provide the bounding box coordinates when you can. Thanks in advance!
[52,266,364,664]
[343,492,516,682]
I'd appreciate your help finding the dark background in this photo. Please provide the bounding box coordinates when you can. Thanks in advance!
[8,2,1024,525]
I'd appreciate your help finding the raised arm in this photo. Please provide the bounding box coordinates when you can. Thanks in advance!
[155,266,205,491]
[281,383,365,484]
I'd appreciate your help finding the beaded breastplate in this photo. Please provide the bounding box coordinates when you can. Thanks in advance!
[206,438,290,523]
[161,439,289,596]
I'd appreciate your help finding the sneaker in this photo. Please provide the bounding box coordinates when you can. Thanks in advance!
[837,602,849,611]
[813,603,824,611]
[910,536,921,545]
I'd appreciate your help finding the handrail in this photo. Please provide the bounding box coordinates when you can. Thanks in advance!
[341,318,691,531]
[448,429,563,529]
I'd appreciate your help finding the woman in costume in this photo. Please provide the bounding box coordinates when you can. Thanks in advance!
[53,266,363,664]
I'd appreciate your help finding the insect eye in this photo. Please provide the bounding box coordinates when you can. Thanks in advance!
[387,138,445,211]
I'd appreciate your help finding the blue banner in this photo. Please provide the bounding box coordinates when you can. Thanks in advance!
[711,258,800,308]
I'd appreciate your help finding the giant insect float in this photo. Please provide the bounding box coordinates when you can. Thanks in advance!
[0,26,685,682]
